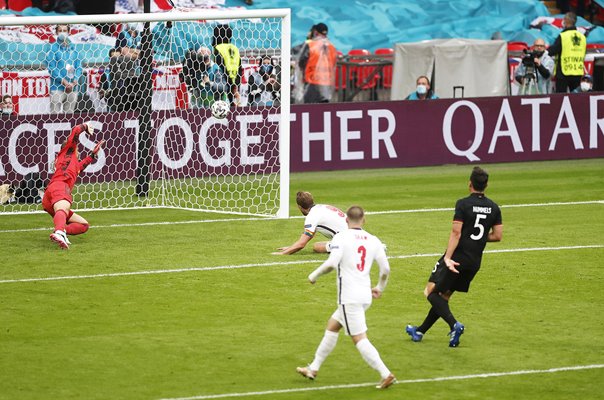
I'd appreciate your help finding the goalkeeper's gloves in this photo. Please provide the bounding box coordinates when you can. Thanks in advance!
[84,122,95,135]
[90,139,105,159]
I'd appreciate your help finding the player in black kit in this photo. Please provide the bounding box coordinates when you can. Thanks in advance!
[406,166,503,347]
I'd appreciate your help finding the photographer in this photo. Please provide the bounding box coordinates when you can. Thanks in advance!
[181,46,229,108]
[248,55,281,107]
[514,39,554,95]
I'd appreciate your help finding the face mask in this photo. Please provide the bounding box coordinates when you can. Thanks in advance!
[57,32,68,43]
[416,84,427,95]
[127,23,138,31]
[260,65,273,75]
[534,50,544,57]
[580,81,592,92]
[2,107,13,114]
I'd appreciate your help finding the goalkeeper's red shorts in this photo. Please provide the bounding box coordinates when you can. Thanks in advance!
[42,182,73,218]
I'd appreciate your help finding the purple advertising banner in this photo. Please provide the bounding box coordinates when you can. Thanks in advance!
[0,94,603,184]
[0,108,281,184]
[290,93,604,172]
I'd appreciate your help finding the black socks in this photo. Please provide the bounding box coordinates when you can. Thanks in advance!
[427,292,456,331]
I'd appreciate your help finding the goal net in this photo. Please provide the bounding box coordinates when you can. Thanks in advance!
[0,9,291,218]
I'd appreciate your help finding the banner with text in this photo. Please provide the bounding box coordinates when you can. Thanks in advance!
[290,94,604,171]
[0,93,603,184]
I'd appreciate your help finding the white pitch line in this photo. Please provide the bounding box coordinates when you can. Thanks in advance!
[0,199,602,234]
[159,364,604,400]
[0,244,601,285]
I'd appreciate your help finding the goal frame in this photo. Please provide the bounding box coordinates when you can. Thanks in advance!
[0,8,291,218]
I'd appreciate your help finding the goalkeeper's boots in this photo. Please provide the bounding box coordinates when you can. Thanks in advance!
[296,366,317,380]
[376,373,396,389]
[50,230,69,250]
[405,325,424,342]
[448,322,465,347]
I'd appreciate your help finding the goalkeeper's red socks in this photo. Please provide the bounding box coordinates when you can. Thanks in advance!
[53,209,68,232]
[66,223,89,235]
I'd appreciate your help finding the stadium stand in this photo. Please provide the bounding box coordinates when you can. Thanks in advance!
[1,0,603,105]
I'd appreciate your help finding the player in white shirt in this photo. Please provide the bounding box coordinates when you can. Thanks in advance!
[272,191,347,255]
[296,206,396,390]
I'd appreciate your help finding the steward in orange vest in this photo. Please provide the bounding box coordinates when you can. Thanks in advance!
[297,23,337,103]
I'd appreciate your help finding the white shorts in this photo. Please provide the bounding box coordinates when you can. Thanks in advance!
[331,303,370,336]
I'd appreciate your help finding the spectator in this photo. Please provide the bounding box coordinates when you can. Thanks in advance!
[1,95,17,117]
[297,23,338,103]
[247,55,281,106]
[181,46,229,108]
[572,74,594,93]
[116,22,141,59]
[405,76,438,100]
[514,38,555,95]
[212,24,243,106]
[46,24,82,114]
[96,48,120,112]
[548,12,587,93]
[291,25,315,103]
[110,24,142,112]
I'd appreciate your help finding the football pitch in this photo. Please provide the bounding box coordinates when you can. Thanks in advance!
[1,159,603,400]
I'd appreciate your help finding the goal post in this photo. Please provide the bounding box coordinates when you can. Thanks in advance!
[0,8,291,218]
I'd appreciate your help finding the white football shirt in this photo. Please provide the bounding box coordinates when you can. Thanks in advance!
[326,228,390,305]
[303,204,348,239]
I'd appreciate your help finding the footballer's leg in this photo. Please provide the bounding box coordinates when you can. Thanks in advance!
[66,212,89,236]
[312,241,330,253]
[352,333,395,389]
[50,199,71,249]
[297,317,342,380]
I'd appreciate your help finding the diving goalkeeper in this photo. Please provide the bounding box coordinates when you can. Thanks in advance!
[42,123,104,250]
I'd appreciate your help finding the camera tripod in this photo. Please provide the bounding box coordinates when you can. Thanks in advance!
[520,70,540,95]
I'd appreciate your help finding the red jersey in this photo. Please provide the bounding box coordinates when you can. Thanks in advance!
[48,124,93,191]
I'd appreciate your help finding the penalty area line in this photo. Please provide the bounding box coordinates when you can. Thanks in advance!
[0,244,602,284]
[158,364,604,400]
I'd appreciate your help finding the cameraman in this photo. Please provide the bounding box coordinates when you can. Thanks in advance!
[514,39,554,95]
[181,46,228,108]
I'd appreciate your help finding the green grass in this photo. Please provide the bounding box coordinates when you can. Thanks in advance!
[1,159,603,400]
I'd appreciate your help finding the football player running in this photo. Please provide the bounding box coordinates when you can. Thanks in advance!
[296,206,396,389]
[405,166,503,347]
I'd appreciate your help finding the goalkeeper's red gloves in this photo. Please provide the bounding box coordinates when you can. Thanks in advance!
[90,139,105,160]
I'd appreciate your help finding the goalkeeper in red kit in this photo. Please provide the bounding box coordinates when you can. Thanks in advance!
[42,123,104,250]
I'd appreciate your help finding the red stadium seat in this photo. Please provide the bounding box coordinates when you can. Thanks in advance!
[507,41,529,52]
[347,49,379,90]
[374,48,394,89]
[335,50,348,90]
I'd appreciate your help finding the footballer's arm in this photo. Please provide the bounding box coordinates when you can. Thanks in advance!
[373,251,390,298]
[308,250,340,283]
[443,221,462,273]
[488,224,503,242]
[272,233,312,255]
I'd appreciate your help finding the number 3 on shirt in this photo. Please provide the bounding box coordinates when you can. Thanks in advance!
[357,246,367,271]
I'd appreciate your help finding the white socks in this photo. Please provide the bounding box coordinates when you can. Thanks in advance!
[309,330,339,371]
[355,338,391,379]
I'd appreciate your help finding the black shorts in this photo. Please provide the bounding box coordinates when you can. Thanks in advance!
[428,256,479,293]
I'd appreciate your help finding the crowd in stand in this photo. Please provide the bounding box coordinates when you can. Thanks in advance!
[0,3,597,115]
